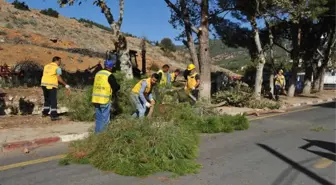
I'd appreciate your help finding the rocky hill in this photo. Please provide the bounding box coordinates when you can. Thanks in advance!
[0,0,191,72]
[0,0,242,79]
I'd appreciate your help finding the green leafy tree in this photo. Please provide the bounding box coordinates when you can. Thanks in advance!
[160,38,177,52]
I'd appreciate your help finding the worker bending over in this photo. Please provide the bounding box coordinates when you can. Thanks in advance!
[170,69,181,83]
[274,69,286,101]
[131,73,159,118]
[41,56,70,121]
[185,64,200,101]
[157,64,170,86]
[92,59,120,133]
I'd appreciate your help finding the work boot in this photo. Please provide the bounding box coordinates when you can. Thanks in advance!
[51,117,62,121]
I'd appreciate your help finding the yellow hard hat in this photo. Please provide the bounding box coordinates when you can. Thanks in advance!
[279,69,284,73]
[187,64,196,70]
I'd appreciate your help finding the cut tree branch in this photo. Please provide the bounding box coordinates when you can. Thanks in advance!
[164,0,199,34]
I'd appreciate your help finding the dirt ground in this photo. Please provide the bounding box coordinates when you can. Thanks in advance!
[0,115,71,130]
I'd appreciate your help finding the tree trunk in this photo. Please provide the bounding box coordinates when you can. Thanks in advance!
[185,30,200,71]
[319,26,336,91]
[181,0,200,72]
[251,17,266,100]
[288,24,302,97]
[266,21,275,97]
[319,67,326,91]
[99,0,133,79]
[198,0,211,101]
[141,50,146,74]
[302,64,313,94]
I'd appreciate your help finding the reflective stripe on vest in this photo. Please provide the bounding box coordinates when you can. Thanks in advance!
[91,70,112,104]
[41,62,59,88]
[157,70,168,85]
[132,78,152,95]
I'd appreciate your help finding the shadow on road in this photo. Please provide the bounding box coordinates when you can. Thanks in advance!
[257,143,334,185]
[313,102,336,108]
[300,139,336,162]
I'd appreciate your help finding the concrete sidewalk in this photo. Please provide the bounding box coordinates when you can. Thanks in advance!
[0,122,92,151]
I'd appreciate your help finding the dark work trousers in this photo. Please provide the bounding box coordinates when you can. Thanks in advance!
[42,86,58,118]
[274,85,282,101]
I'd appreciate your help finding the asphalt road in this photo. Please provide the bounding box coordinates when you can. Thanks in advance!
[0,102,335,185]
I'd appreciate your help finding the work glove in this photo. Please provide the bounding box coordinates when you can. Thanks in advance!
[191,87,196,90]
[65,85,71,89]
[145,102,151,108]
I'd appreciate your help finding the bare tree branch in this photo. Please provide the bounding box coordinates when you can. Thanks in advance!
[164,0,199,34]
[317,49,324,58]
[117,0,124,28]
[97,0,115,25]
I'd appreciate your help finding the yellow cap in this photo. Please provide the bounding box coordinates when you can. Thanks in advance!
[187,64,196,70]
[279,69,284,73]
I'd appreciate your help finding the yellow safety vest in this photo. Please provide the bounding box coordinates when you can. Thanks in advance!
[157,70,168,85]
[170,72,176,82]
[186,73,199,94]
[275,75,285,87]
[132,78,152,95]
[41,62,59,89]
[92,70,112,104]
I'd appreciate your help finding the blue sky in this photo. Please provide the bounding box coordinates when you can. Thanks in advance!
[9,0,182,43]
[8,0,260,44]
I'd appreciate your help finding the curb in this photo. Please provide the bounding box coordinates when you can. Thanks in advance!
[284,97,336,109]
[1,132,90,152]
[245,97,335,117]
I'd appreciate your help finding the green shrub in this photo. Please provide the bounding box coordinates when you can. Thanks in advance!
[61,103,249,176]
[61,116,201,176]
[160,38,176,52]
[40,8,59,18]
[59,74,250,177]
[58,86,95,121]
[5,23,14,29]
[12,0,30,11]
[77,18,111,31]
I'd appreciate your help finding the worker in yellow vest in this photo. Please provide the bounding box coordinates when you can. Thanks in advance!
[131,73,159,118]
[185,64,200,101]
[274,69,286,101]
[170,69,181,83]
[157,64,170,86]
[92,59,120,133]
[41,56,70,121]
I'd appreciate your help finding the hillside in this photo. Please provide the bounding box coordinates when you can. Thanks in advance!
[208,39,291,73]
[0,0,191,72]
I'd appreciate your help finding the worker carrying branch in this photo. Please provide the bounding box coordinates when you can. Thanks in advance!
[92,59,120,133]
[184,64,200,101]
[131,73,159,118]
[41,56,70,121]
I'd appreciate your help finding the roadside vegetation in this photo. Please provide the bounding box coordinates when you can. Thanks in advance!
[59,73,249,176]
